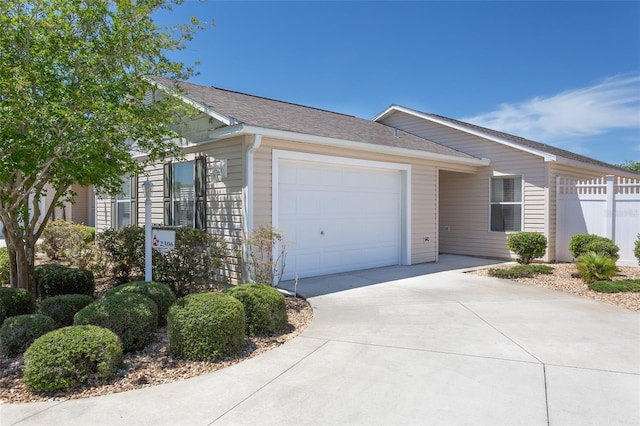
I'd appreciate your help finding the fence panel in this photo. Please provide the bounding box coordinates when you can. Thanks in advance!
[557,176,640,266]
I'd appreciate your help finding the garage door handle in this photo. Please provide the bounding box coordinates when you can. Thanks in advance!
[320,231,324,235]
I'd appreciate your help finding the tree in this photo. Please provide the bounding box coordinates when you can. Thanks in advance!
[0,0,203,294]
[618,161,640,174]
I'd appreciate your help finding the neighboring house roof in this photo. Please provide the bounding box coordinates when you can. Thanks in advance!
[374,105,638,176]
[150,76,486,165]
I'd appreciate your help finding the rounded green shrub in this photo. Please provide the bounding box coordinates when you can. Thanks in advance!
[0,247,9,284]
[74,293,158,352]
[589,279,640,293]
[635,234,640,265]
[0,287,35,317]
[224,284,288,336]
[506,232,547,265]
[569,234,619,259]
[576,251,618,283]
[34,263,95,298]
[23,325,123,392]
[104,281,176,326]
[168,292,245,361]
[0,314,56,356]
[38,294,95,328]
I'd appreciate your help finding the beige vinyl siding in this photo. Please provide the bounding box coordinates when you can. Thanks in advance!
[95,136,246,283]
[381,111,548,261]
[253,137,464,265]
[70,185,91,225]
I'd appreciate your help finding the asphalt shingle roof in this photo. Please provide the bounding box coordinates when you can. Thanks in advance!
[151,76,479,161]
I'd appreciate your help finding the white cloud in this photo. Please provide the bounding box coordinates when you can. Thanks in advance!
[462,74,640,142]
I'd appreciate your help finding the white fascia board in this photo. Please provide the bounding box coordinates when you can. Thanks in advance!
[209,124,490,167]
[553,156,640,179]
[374,105,556,162]
[147,78,237,126]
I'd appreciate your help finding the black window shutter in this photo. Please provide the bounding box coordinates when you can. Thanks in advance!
[163,162,172,226]
[195,156,207,230]
[130,175,138,226]
[110,197,116,229]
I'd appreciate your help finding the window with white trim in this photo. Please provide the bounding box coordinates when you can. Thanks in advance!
[114,175,136,229]
[163,157,206,229]
[490,176,522,232]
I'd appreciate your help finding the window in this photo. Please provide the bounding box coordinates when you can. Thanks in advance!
[114,176,136,229]
[163,156,206,229]
[490,176,522,232]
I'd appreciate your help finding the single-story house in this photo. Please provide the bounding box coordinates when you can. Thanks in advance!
[90,77,639,283]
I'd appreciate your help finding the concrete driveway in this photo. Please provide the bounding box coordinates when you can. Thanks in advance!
[2,255,639,425]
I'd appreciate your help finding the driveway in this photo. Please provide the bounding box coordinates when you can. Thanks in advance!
[2,255,639,425]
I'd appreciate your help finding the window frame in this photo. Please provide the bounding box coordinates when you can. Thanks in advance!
[113,175,136,230]
[489,175,523,233]
[163,156,207,229]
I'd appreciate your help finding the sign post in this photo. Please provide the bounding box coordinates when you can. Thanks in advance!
[143,180,153,282]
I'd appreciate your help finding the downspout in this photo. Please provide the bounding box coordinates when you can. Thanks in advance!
[243,134,262,282]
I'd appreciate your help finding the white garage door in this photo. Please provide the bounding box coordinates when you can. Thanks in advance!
[278,159,402,280]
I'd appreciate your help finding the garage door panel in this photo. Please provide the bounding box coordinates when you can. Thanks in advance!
[279,159,402,280]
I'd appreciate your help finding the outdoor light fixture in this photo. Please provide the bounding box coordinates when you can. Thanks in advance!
[211,159,228,181]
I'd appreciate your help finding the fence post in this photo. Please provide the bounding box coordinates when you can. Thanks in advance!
[605,175,614,239]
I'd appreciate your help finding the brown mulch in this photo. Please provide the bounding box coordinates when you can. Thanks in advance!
[471,262,640,312]
[0,296,313,404]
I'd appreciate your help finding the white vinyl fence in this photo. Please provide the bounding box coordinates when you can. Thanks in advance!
[556,175,640,266]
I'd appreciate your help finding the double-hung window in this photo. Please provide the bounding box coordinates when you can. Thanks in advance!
[163,156,206,229]
[114,176,136,229]
[490,176,522,232]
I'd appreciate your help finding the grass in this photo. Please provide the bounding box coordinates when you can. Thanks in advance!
[588,279,640,293]
[488,264,554,279]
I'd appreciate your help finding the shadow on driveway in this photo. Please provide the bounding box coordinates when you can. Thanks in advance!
[277,254,507,298]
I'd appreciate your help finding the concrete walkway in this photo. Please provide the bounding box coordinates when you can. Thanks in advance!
[2,255,639,425]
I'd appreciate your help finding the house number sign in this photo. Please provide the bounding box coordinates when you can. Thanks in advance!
[152,229,176,254]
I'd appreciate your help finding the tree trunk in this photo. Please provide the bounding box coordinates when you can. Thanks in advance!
[7,237,37,295]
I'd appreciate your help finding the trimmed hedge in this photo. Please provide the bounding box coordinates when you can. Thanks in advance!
[0,314,56,356]
[104,281,175,326]
[168,292,245,361]
[34,263,95,299]
[569,234,619,259]
[74,293,158,352]
[0,287,35,318]
[506,232,547,265]
[224,284,287,336]
[23,325,123,391]
[39,294,95,328]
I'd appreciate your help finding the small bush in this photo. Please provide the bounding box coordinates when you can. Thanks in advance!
[0,314,56,356]
[224,284,287,336]
[0,287,35,317]
[153,228,227,297]
[23,325,122,391]
[634,234,640,265]
[104,281,175,326]
[488,264,554,279]
[74,293,158,352]
[97,226,145,284]
[34,263,95,299]
[505,232,547,265]
[167,292,245,361]
[38,294,95,328]
[576,252,618,283]
[41,220,96,268]
[0,247,9,284]
[588,279,640,293]
[245,225,287,286]
[0,302,5,325]
[569,234,619,259]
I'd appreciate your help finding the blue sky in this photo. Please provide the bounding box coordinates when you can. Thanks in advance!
[154,1,640,165]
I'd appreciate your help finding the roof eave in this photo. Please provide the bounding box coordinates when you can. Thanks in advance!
[146,77,238,126]
[374,105,556,162]
[209,124,490,167]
